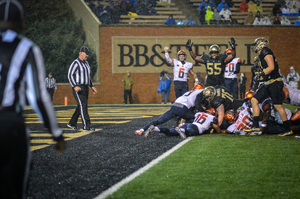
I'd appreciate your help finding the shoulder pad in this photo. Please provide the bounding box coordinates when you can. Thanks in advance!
[211,98,222,109]
[260,47,272,58]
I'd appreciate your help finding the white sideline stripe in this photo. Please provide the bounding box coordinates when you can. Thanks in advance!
[94,137,193,199]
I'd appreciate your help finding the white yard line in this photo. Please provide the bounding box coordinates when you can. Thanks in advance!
[94,137,193,199]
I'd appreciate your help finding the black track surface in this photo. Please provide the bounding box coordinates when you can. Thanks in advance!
[26,105,182,199]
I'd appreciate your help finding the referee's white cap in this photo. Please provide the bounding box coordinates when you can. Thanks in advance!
[0,0,24,22]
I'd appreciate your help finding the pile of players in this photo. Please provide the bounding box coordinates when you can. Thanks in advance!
[134,37,300,139]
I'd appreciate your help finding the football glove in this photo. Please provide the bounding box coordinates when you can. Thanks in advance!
[254,72,265,82]
[228,37,236,50]
[186,39,193,52]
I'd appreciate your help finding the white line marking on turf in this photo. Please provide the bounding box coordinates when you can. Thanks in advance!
[94,137,193,199]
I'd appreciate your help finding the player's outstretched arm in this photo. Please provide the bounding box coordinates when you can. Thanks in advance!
[189,69,198,84]
[186,39,204,63]
[216,104,225,126]
[164,46,174,66]
[212,123,221,133]
[224,37,236,64]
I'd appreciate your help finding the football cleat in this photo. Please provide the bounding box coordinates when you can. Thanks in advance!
[178,123,185,128]
[144,125,155,138]
[83,127,95,131]
[294,135,300,139]
[135,129,144,135]
[249,131,262,136]
[67,124,77,130]
[175,127,186,139]
[278,130,293,136]
[244,127,261,132]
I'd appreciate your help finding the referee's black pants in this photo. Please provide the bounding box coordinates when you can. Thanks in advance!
[69,85,91,129]
[47,88,54,101]
[0,110,31,199]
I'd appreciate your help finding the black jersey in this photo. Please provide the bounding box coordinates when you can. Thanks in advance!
[250,64,260,89]
[211,86,245,111]
[258,47,281,81]
[200,53,228,87]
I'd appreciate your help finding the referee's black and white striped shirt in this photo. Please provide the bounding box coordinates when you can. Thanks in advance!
[0,28,62,139]
[45,77,57,89]
[68,58,94,88]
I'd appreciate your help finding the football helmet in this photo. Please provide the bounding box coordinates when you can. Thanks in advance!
[209,44,220,59]
[177,50,187,61]
[192,82,204,90]
[252,37,269,53]
[225,109,238,124]
[226,48,232,55]
[245,90,254,99]
[203,86,216,101]
[291,108,300,121]
[206,107,217,116]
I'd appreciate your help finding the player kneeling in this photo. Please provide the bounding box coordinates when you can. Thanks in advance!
[143,108,220,139]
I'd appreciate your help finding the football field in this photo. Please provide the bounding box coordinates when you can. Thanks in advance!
[26,104,300,199]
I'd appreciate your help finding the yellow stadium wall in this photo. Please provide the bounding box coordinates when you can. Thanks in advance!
[54,26,300,105]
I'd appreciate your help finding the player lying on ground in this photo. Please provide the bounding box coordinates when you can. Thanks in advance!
[142,108,220,139]
[220,107,253,135]
[135,84,214,135]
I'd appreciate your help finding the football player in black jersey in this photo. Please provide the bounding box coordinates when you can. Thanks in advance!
[186,38,236,88]
[210,86,245,128]
[246,37,293,136]
[249,56,262,91]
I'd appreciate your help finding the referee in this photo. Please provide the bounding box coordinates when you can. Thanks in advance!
[45,72,57,101]
[0,1,65,199]
[67,46,97,131]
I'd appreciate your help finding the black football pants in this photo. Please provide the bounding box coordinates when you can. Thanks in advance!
[0,110,31,199]
[69,85,91,129]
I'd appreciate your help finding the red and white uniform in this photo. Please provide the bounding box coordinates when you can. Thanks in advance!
[193,112,218,134]
[224,58,241,79]
[172,59,193,82]
[227,109,252,134]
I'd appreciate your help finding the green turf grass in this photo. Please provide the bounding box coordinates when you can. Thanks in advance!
[108,134,300,199]
[284,103,299,113]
